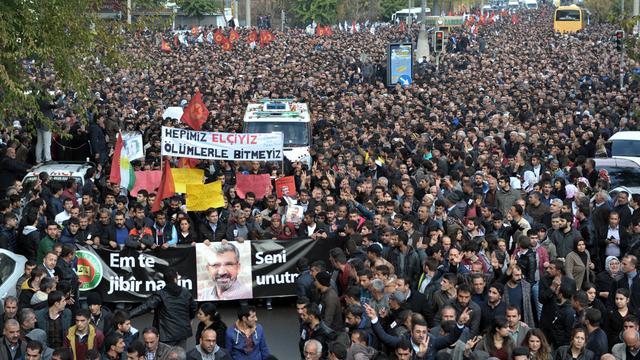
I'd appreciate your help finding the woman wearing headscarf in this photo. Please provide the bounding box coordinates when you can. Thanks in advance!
[595,255,623,301]
[565,238,593,291]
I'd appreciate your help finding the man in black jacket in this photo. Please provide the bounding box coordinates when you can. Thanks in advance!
[199,208,226,243]
[299,303,338,360]
[539,260,576,339]
[551,283,577,348]
[129,268,197,348]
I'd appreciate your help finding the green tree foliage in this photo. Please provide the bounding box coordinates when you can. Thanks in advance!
[291,0,338,25]
[0,0,122,126]
[177,0,221,19]
[380,0,406,20]
[0,0,165,127]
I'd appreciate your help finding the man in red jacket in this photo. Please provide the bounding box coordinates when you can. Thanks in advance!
[63,308,104,360]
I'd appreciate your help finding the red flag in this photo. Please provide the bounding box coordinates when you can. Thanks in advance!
[180,90,209,131]
[152,159,175,213]
[247,30,258,43]
[161,40,171,53]
[399,20,406,32]
[229,28,240,42]
[352,20,357,33]
[316,25,325,36]
[214,29,224,44]
[109,132,124,185]
[479,14,486,25]
[259,30,274,47]
[511,14,519,25]
[221,37,232,51]
[173,34,179,47]
[325,26,332,36]
[448,11,453,16]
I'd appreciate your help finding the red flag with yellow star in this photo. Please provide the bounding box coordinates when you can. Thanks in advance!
[229,28,240,42]
[161,40,171,53]
[221,37,232,51]
[180,91,209,131]
[259,30,274,47]
[247,30,258,43]
[214,29,225,44]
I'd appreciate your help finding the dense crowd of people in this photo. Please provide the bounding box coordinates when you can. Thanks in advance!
[1,4,640,360]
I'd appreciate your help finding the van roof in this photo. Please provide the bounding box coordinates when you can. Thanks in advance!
[23,161,93,180]
[609,131,640,141]
[244,101,310,123]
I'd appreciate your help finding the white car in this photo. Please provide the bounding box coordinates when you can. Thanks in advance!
[609,131,640,165]
[22,161,95,189]
[0,249,27,300]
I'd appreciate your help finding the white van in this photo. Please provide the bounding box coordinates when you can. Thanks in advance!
[609,131,640,165]
[243,99,312,168]
[523,0,538,9]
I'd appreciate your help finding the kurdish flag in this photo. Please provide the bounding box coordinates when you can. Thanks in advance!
[109,132,136,191]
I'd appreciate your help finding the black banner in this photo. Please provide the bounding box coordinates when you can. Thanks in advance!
[78,238,339,302]
[251,238,340,298]
[77,245,197,302]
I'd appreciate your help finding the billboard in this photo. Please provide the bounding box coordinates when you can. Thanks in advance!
[387,43,414,87]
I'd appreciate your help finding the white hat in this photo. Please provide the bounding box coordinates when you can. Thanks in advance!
[12,121,22,129]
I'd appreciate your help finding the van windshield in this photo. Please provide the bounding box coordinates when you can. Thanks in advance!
[245,122,309,146]
[612,140,640,157]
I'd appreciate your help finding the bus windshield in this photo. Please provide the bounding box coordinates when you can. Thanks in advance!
[555,10,580,21]
[245,122,309,146]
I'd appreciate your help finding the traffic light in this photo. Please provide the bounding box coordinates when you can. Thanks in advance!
[615,30,624,51]
[434,31,445,53]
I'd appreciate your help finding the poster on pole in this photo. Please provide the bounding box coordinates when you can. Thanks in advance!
[161,126,284,161]
[387,43,414,87]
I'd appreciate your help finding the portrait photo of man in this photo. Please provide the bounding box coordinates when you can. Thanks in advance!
[196,242,252,301]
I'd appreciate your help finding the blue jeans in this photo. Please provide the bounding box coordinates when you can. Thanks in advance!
[532,281,542,322]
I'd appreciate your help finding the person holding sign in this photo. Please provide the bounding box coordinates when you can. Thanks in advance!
[200,242,252,301]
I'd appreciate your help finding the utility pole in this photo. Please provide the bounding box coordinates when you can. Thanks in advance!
[634,0,639,35]
[281,9,285,31]
[234,0,239,25]
[416,0,430,62]
[127,0,132,24]
[245,0,251,28]
[408,0,414,26]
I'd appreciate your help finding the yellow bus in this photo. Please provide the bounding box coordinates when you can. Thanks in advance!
[554,5,587,33]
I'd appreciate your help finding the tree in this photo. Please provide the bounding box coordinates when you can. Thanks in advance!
[177,0,221,19]
[0,0,162,128]
[336,0,382,22]
[380,0,406,20]
[291,0,338,25]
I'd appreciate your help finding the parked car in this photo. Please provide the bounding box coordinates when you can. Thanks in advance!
[608,131,640,165]
[22,161,94,188]
[0,249,27,300]
[593,157,640,194]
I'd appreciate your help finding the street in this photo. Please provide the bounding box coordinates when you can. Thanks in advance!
[131,298,300,359]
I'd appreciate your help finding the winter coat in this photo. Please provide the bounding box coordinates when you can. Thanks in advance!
[18,225,40,260]
[553,346,595,360]
[565,250,592,291]
[129,283,197,343]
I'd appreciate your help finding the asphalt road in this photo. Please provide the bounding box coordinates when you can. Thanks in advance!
[130,297,301,359]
